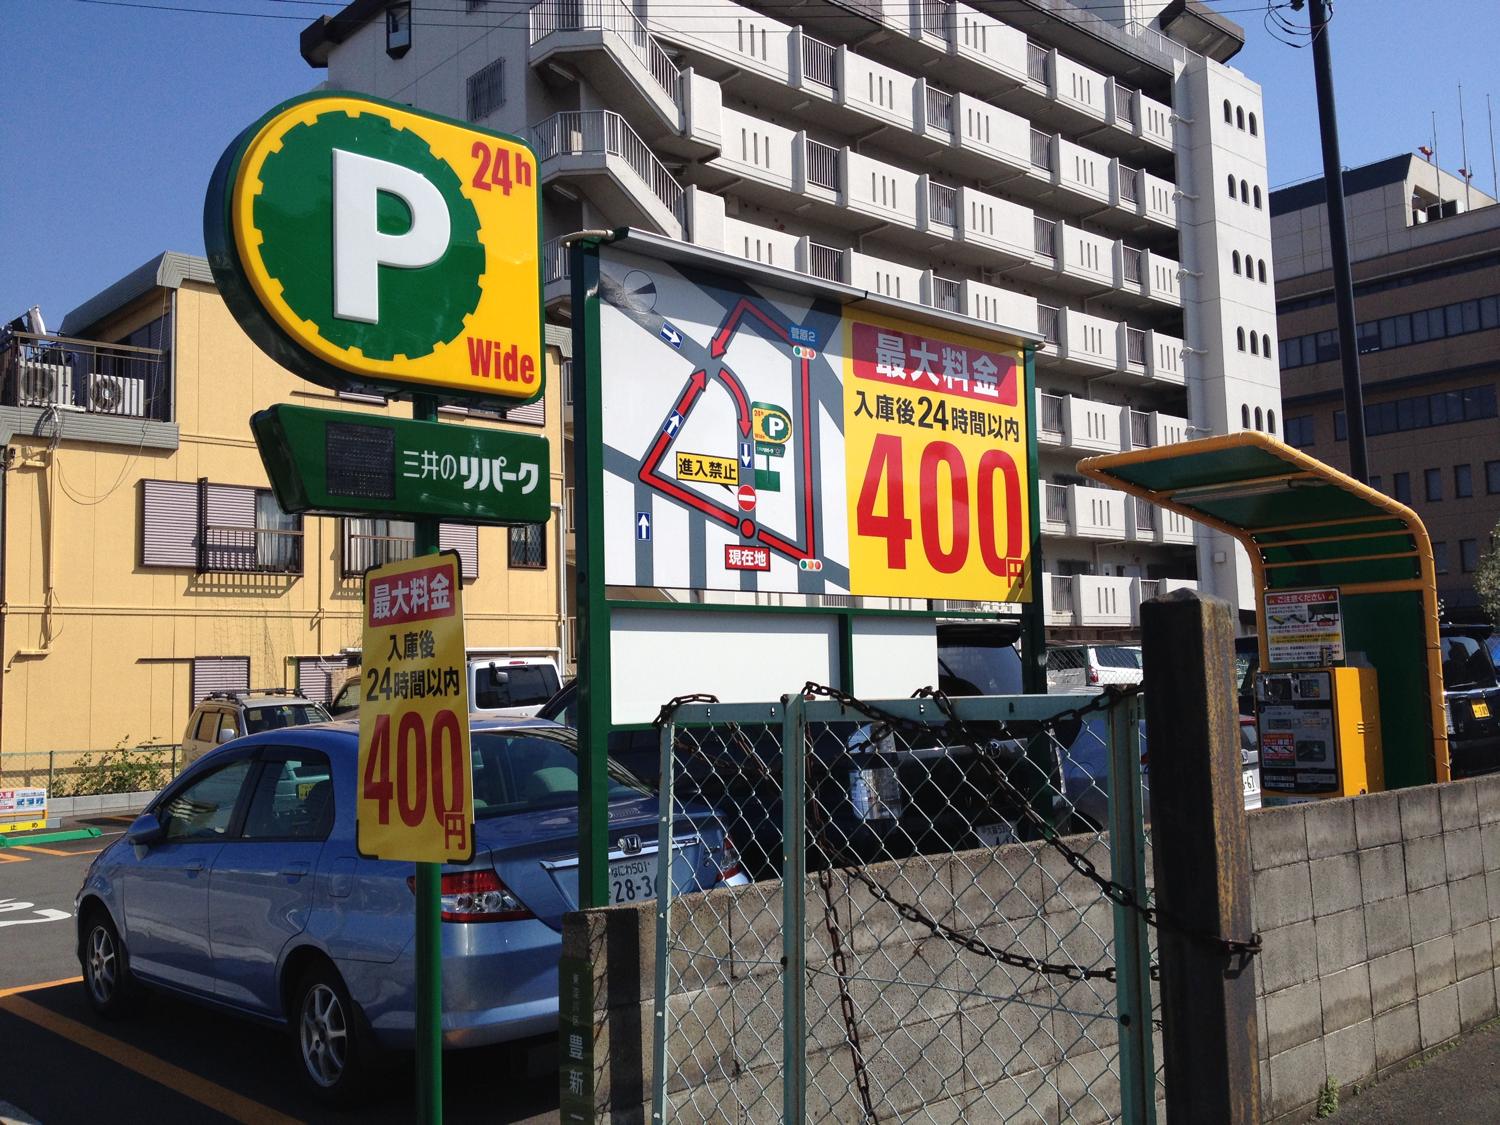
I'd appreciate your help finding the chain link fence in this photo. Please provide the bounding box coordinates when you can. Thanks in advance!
[648,686,1161,1124]
[2,745,181,796]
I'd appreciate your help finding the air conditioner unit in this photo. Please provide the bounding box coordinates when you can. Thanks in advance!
[17,360,74,408]
[87,373,146,417]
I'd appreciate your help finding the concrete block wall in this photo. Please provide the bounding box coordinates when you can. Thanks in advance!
[563,774,1500,1124]
[561,840,1140,1125]
[1253,774,1500,1121]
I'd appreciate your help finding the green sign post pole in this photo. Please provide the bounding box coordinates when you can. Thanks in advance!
[411,393,444,1125]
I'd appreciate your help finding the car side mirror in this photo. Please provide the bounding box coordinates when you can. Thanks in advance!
[487,667,509,688]
[126,812,164,847]
[216,728,237,744]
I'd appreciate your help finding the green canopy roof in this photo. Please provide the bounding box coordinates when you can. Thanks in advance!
[1079,431,1447,789]
[1078,432,1429,593]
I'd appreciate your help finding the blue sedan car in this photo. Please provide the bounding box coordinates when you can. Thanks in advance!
[75,718,742,1102]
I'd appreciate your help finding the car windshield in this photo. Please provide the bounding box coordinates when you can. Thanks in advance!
[470,727,650,817]
[1092,646,1139,669]
[330,680,361,712]
[937,642,1024,696]
[1443,636,1499,690]
[243,703,330,734]
[473,664,561,709]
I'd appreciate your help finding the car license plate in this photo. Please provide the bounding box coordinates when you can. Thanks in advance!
[1474,701,1491,720]
[1243,770,1261,798]
[608,857,658,904]
[974,822,1017,848]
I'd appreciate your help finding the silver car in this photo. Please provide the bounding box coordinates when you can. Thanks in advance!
[76,717,744,1103]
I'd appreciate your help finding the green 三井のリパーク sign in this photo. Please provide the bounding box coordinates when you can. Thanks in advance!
[251,405,550,525]
[205,91,542,406]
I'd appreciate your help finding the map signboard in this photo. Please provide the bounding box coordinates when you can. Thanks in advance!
[594,244,1031,602]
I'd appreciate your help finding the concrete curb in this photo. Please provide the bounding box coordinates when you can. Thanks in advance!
[48,790,158,818]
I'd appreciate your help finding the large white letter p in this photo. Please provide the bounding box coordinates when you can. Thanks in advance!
[332,148,451,325]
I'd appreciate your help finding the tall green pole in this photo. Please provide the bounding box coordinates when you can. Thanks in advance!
[1021,343,1047,695]
[412,392,444,1124]
[571,239,611,908]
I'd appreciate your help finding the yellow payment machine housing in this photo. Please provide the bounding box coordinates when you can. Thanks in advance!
[1257,667,1383,800]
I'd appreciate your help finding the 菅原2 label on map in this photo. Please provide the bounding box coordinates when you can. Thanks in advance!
[843,318,1030,602]
[206,92,542,405]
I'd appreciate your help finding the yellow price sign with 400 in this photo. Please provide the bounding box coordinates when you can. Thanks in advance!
[357,551,474,864]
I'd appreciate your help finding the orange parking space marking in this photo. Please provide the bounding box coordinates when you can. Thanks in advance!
[0,992,302,1125]
[0,851,30,863]
[0,977,82,998]
[12,845,85,856]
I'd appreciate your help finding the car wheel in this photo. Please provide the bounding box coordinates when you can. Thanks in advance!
[293,963,371,1105]
[81,910,139,1018]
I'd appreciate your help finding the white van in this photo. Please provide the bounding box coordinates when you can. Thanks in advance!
[327,653,563,719]
[1045,644,1144,693]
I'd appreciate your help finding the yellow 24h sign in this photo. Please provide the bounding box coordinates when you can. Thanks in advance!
[356,551,474,863]
[205,92,542,405]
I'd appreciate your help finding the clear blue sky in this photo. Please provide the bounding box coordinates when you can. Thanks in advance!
[3,0,1498,327]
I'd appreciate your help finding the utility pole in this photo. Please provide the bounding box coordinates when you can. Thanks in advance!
[1303,0,1369,482]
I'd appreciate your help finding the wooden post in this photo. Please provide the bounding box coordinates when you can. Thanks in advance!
[1141,588,1260,1124]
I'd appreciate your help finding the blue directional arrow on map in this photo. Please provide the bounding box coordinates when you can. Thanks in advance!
[636,513,652,540]
[659,321,683,348]
[739,440,754,468]
[663,412,683,437]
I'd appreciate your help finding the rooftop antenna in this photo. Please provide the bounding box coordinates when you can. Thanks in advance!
[1488,93,1497,202]
[1459,83,1472,211]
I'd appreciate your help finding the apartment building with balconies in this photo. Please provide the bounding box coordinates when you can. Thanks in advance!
[300,0,1280,638]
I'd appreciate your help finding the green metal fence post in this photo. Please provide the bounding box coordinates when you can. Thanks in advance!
[781,692,808,1125]
[651,715,678,1125]
[571,237,611,910]
[412,392,444,1125]
[1109,693,1156,1125]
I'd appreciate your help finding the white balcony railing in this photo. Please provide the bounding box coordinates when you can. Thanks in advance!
[528,0,681,106]
[807,241,844,282]
[802,33,838,90]
[543,237,569,286]
[531,110,685,226]
[804,138,841,191]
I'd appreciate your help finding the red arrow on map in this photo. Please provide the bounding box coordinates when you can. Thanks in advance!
[717,364,752,437]
[710,298,792,358]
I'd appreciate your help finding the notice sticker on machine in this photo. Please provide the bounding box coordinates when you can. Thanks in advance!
[1264,587,1344,668]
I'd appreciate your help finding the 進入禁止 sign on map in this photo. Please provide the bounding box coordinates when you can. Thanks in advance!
[593,246,1032,602]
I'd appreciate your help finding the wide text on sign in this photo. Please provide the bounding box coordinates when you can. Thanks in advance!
[357,551,475,863]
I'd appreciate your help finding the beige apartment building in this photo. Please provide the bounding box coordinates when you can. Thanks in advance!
[1271,156,1500,616]
[0,253,568,774]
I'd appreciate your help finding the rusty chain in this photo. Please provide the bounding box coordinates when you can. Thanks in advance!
[798,681,1264,969]
[649,683,1261,1034]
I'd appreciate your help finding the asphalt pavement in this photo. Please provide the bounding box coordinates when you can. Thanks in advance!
[0,816,560,1124]
[1327,1019,1500,1123]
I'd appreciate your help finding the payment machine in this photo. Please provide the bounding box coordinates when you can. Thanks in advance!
[1257,667,1383,800]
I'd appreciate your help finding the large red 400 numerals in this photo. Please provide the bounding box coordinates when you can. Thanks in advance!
[362,709,466,828]
[856,434,1023,578]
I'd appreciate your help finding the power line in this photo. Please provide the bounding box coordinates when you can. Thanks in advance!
[72,0,1286,32]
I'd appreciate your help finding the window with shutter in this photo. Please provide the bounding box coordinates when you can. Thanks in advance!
[191,656,250,705]
[141,479,198,567]
[504,398,546,426]
[342,518,415,576]
[439,523,480,579]
[296,656,350,703]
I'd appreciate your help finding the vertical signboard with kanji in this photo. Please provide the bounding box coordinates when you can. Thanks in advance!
[357,552,474,863]
[843,316,1027,600]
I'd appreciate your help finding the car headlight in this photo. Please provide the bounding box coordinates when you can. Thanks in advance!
[849,766,905,821]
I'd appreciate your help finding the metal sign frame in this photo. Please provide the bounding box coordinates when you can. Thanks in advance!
[570,230,1047,905]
